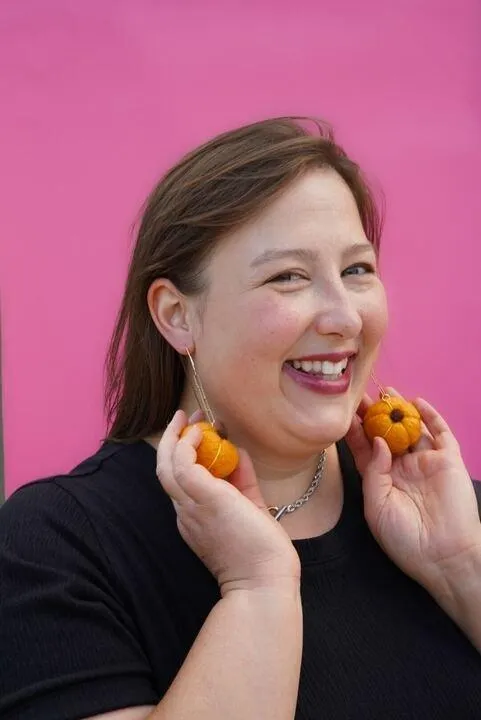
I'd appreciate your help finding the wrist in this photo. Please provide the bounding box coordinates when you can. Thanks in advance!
[426,536,481,620]
[219,549,301,599]
[220,571,301,601]
[220,582,303,629]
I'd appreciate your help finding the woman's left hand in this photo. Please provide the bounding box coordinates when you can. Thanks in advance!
[346,390,481,594]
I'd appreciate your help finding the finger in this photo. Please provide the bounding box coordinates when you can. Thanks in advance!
[409,420,435,451]
[172,426,234,505]
[356,392,374,419]
[413,397,459,452]
[156,410,190,502]
[159,476,188,505]
[172,497,194,519]
[385,385,404,399]
[229,449,268,511]
[372,436,393,474]
[345,413,373,475]
[156,409,188,466]
[188,409,204,424]
[384,386,434,451]
[186,411,226,439]
[362,437,393,514]
[173,423,204,471]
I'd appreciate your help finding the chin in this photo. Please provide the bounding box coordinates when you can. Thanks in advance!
[315,420,352,445]
[288,410,354,449]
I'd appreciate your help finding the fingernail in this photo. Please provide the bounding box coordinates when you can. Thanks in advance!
[188,409,204,424]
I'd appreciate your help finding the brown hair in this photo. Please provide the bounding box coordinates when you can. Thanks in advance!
[104,116,383,442]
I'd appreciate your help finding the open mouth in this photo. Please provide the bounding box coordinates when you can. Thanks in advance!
[285,357,351,381]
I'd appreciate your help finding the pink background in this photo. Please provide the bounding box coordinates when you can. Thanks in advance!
[1,0,480,496]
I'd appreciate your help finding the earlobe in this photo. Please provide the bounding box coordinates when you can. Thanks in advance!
[147,278,194,353]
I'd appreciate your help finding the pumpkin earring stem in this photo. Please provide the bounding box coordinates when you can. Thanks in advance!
[181,347,239,479]
[370,371,392,408]
[184,347,216,426]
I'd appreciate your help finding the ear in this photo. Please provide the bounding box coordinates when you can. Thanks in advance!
[147,278,195,353]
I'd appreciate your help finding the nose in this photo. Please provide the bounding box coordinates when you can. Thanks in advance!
[313,286,362,339]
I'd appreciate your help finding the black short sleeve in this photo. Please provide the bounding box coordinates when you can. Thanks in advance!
[0,480,158,720]
[474,480,481,518]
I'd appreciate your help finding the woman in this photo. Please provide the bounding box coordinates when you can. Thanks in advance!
[1,117,481,720]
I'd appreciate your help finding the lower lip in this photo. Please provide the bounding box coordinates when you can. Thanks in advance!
[283,359,353,395]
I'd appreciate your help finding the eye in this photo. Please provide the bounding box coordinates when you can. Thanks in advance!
[342,262,376,277]
[268,271,307,283]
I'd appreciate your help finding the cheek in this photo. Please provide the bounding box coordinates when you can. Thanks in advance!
[199,297,302,411]
[254,301,305,352]
[211,295,304,357]
[360,286,389,347]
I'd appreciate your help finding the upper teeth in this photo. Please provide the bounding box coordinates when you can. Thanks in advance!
[291,358,349,375]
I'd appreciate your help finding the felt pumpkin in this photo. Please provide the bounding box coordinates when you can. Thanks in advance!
[363,396,422,455]
[181,421,239,478]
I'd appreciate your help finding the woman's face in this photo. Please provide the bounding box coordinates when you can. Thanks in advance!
[190,168,388,456]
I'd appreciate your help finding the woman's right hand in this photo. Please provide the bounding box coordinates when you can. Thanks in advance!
[156,410,301,597]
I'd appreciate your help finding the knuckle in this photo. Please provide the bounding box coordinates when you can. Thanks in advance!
[158,473,176,497]
[156,461,174,488]
[182,425,203,446]
[155,459,166,479]
[174,462,192,487]
[174,438,191,459]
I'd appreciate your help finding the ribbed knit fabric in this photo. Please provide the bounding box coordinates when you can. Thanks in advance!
[1,439,480,719]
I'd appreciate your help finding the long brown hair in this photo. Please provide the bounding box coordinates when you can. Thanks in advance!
[104,117,383,442]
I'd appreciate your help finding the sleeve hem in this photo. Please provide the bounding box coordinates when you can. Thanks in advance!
[1,675,159,720]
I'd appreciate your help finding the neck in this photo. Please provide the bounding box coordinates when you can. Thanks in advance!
[148,391,345,538]
[245,446,329,509]
[247,441,344,541]
[144,424,344,542]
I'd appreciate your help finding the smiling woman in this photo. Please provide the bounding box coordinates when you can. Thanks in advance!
[1,117,481,720]
[104,118,383,450]
[142,167,386,464]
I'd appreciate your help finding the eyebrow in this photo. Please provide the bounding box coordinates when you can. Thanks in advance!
[249,242,374,269]
[249,248,317,269]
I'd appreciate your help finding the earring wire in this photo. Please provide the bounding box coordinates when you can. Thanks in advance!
[184,348,216,426]
[370,372,390,400]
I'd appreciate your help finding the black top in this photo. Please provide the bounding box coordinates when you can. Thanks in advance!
[1,439,481,720]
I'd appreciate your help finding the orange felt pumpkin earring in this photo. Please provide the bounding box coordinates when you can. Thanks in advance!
[179,348,239,479]
[362,373,422,455]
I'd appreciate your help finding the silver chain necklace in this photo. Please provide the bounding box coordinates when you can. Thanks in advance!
[267,450,327,521]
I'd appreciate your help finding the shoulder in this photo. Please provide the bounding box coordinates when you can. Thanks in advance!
[0,439,176,566]
[0,476,98,551]
[0,473,113,588]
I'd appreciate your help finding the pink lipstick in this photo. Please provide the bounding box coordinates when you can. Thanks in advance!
[282,353,355,395]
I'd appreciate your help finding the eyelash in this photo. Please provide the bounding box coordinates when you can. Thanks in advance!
[342,262,376,277]
[268,263,376,284]
[268,271,306,283]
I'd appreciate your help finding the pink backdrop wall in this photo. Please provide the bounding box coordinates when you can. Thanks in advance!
[1,0,480,496]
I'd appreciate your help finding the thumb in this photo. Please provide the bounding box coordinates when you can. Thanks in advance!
[229,448,267,511]
[371,436,392,474]
[362,437,393,508]
[345,413,373,475]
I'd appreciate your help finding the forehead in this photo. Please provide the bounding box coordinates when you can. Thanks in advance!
[219,168,366,260]
[258,168,360,225]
